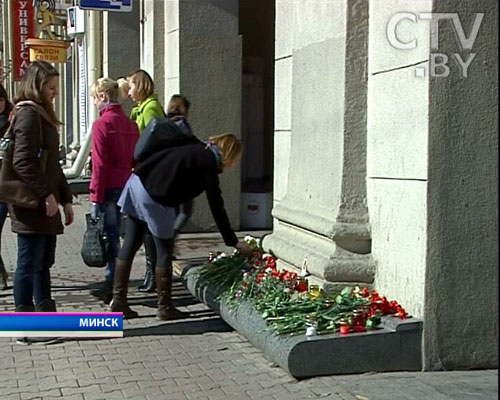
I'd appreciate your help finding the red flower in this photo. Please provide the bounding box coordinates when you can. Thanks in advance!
[295,281,308,292]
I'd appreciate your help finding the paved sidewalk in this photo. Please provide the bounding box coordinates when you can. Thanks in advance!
[0,197,497,400]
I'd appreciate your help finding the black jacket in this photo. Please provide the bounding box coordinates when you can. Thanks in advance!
[134,139,238,247]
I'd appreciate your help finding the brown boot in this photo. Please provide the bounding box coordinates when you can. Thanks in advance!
[110,259,138,319]
[155,266,185,321]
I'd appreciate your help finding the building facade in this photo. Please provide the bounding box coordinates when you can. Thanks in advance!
[1,0,497,371]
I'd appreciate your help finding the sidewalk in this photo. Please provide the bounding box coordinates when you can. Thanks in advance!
[0,197,497,400]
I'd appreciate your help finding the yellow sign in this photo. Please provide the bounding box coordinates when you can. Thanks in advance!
[25,39,69,63]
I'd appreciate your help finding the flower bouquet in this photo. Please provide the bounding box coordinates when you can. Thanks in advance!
[194,236,408,336]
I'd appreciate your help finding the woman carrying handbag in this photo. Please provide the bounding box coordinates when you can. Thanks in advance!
[88,77,139,304]
[8,61,74,319]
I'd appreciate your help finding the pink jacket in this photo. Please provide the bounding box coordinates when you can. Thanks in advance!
[89,104,139,203]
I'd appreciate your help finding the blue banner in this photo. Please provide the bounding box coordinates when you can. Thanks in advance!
[79,0,132,12]
[0,313,123,331]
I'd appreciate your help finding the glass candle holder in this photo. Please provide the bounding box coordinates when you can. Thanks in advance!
[338,318,350,335]
[352,309,367,332]
[305,313,317,336]
[308,284,321,300]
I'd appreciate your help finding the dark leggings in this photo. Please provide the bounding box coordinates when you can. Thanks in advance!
[118,215,174,268]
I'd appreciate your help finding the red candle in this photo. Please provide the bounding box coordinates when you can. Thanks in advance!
[339,325,350,334]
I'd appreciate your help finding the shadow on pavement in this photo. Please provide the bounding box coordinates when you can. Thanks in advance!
[124,317,233,336]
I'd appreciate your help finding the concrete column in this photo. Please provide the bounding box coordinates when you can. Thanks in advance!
[367,0,498,369]
[163,0,242,232]
[164,0,180,95]
[87,10,101,125]
[140,0,165,102]
[264,0,373,292]
[103,7,140,80]
[1,0,15,96]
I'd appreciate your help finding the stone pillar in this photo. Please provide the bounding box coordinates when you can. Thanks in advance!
[264,0,374,292]
[162,0,242,232]
[164,1,180,96]
[103,6,140,80]
[102,6,139,117]
[367,0,498,369]
[139,0,165,101]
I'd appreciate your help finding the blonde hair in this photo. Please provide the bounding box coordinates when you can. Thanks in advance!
[91,77,119,102]
[167,94,190,116]
[127,69,154,102]
[209,134,242,170]
[117,77,130,100]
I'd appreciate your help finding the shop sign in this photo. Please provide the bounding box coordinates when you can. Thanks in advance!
[12,0,35,80]
[26,39,69,63]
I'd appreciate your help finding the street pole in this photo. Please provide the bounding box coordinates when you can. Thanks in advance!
[1,0,14,97]
[64,9,101,179]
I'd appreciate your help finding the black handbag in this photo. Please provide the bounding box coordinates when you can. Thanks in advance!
[81,212,109,267]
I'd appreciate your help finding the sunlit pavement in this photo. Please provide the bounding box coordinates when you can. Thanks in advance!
[0,196,497,399]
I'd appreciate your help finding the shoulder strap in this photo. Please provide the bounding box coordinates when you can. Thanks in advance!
[7,105,44,148]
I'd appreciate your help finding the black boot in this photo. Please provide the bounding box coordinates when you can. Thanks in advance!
[0,258,7,290]
[35,299,57,312]
[138,233,156,292]
[90,279,113,304]
[138,259,155,292]
[15,304,35,312]
[17,302,62,344]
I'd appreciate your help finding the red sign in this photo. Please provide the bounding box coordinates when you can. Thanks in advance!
[12,0,35,81]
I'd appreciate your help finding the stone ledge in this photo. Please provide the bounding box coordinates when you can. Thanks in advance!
[182,265,423,379]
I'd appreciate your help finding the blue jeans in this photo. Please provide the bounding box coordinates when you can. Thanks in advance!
[0,202,7,267]
[101,188,123,284]
[14,234,57,311]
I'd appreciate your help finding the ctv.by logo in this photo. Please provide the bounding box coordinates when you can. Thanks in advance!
[386,12,484,78]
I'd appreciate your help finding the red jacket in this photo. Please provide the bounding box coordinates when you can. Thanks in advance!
[89,104,139,203]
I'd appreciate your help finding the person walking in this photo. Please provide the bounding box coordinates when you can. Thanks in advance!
[0,84,13,290]
[111,133,253,319]
[126,69,165,293]
[8,60,74,315]
[88,78,140,304]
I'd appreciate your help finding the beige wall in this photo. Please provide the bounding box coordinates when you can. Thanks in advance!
[367,0,498,369]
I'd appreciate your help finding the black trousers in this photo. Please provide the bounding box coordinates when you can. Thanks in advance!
[118,215,174,268]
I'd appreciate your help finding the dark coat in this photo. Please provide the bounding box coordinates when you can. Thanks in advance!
[134,142,238,247]
[0,115,10,138]
[8,104,72,235]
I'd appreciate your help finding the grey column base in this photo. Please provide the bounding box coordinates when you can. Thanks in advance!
[183,266,423,379]
[262,221,376,285]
